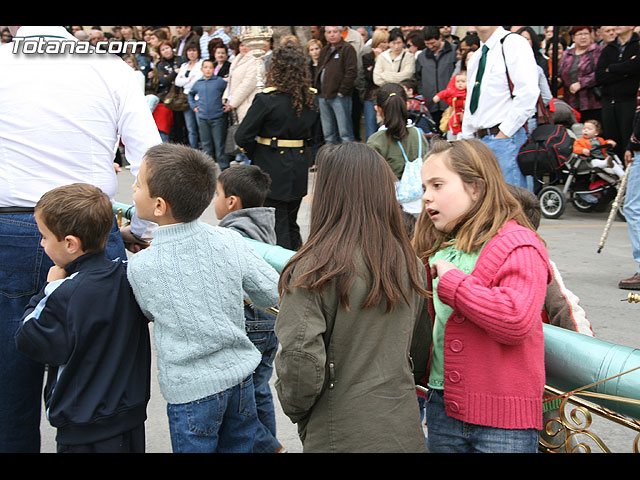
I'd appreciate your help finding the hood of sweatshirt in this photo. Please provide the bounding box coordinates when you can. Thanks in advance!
[218,207,277,245]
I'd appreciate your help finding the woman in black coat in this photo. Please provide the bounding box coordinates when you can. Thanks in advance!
[235,42,320,251]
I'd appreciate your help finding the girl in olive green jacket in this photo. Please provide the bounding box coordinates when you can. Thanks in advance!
[274,142,430,453]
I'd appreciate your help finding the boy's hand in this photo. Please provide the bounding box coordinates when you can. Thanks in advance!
[47,266,68,283]
[120,225,150,253]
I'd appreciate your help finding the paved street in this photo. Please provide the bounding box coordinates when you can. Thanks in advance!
[38,164,640,453]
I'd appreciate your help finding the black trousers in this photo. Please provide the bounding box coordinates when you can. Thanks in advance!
[264,197,303,251]
[601,98,636,158]
[57,423,145,453]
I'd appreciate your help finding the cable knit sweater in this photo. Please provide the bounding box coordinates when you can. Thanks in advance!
[422,220,552,430]
[127,220,281,404]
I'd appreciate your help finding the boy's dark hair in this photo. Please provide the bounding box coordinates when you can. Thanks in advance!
[400,78,418,95]
[35,183,113,254]
[144,143,217,223]
[507,184,541,230]
[217,165,272,208]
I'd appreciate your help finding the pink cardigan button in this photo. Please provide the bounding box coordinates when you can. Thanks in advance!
[450,339,463,352]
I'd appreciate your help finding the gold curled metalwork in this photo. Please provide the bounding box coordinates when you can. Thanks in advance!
[542,384,640,453]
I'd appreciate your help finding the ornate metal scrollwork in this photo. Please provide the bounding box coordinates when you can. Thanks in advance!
[540,385,640,453]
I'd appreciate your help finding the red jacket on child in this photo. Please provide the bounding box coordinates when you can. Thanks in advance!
[435,77,467,135]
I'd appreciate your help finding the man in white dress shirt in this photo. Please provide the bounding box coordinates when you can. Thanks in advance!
[0,26,161,452]
[461,26,540,189]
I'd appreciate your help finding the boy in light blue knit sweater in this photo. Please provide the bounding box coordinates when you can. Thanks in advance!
[127,143,281,453]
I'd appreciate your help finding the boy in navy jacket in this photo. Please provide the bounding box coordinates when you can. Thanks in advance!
[15,183,151,453]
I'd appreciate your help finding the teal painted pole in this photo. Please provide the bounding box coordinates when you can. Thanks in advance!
[543,323,640,420]
[242,238,295,273]
[113,204,640,420]
[112,203,295,272]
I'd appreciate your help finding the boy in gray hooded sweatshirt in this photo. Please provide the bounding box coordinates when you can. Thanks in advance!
[214,164,285,453]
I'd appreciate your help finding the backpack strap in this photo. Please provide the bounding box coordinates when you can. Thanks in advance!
[396,126,422,163]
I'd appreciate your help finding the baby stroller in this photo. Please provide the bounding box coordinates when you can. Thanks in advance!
[535,138,626,220]
[407,100,442,146]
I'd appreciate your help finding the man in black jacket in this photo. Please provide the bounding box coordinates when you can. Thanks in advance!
[415,25,458,126]
[616,50,640,290]
[596,26,640,158]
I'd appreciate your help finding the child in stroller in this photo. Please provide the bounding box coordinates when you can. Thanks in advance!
[573,119,625,179]
[400,78,439,136]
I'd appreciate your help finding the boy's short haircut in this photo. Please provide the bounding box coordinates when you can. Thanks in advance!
[35,183,113,254]
[400,78,418,94]
[217,165,272,209]
[144,143,217,223]
[507,184,541,230]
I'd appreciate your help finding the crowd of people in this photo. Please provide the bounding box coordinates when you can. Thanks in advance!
[0,25,639,454]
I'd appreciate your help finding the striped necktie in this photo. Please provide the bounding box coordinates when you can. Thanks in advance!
[469,45,489,114]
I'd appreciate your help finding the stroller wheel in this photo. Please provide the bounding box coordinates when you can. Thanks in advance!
[571,192,597,213]
[538,186,565,219]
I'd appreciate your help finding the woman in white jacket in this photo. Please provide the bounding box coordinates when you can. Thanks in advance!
[223,40,264,123]
[373,28,415,88]
[175,42,204,148]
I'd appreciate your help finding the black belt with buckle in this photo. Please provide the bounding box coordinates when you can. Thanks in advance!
[475,126,501,139]
[0,207,35,214]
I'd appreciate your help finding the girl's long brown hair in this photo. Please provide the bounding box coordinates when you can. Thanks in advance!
[279,143,428,312]
[412,139,537,260]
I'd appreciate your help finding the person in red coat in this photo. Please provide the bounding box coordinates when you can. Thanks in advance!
[433,71,467,137]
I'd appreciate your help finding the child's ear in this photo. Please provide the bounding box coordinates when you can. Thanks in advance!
[153,196,168,217]
[64,235,83,255]
[227,195,242,212]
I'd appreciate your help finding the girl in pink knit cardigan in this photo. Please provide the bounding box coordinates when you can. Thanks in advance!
[412,139,551,453]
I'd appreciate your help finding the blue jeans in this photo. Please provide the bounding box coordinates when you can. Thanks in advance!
[198,115,230,170]
[167,376,258,453]
[624,152,640,272]
[480,126,531,191]
[425,389,539,453]
[245,306,281,453]
[318,95,354,144]
[0,214,126,452]
[183,107,200,149]
[363,99,378,141]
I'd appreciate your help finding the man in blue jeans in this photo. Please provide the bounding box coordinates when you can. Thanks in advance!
[315,26,358,144]
[0,25,161,452]
[619,107,640,290]
[461,26,540,190]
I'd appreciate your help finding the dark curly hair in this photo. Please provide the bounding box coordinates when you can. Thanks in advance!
[264,42,316,116]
